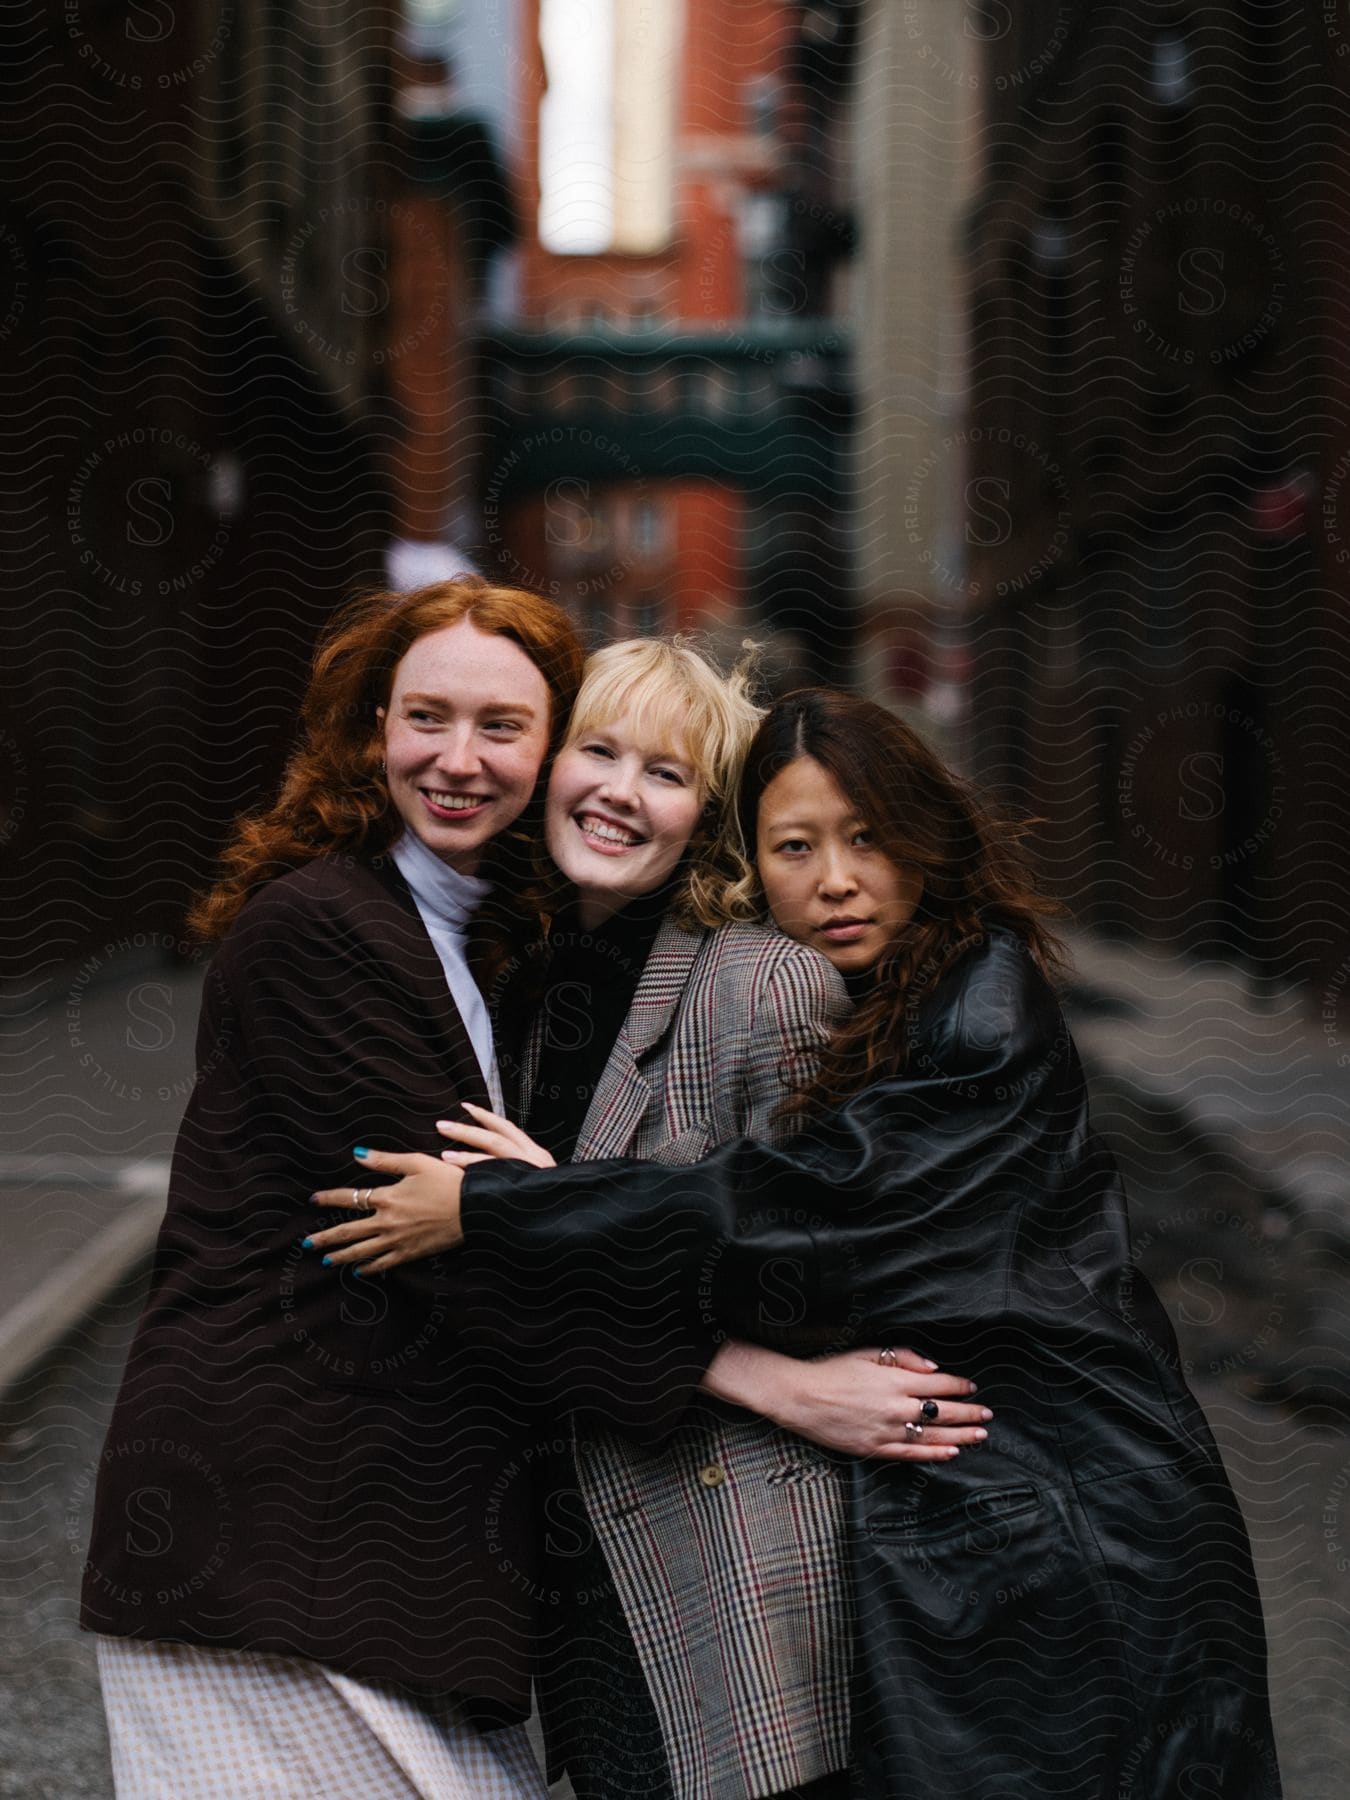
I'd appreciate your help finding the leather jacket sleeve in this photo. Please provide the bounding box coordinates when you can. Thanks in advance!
[458,931,1088,1390]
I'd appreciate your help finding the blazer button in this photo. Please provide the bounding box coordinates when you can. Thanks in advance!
[699,1463,726,1489]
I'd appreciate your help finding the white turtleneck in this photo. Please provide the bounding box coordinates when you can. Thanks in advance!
[389,831,505,1115]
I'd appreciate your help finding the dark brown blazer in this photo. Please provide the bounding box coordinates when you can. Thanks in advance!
[82,856,548,1712]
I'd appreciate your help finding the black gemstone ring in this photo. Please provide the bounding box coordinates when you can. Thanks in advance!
[919,1399,940,1423]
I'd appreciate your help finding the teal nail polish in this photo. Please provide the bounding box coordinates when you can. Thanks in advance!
[302,1237,314,1250]
[353,1145,369,1158]
[322,1256,332,1267]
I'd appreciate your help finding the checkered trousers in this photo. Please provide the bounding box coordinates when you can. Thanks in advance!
[575,1409,853,1800]
[96,1635,550,1799]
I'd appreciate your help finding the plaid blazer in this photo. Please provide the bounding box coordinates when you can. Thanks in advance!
[522,918,855,1800]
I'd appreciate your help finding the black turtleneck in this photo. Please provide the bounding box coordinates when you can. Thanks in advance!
[844,963,879,1004]
[527,881,675,1163]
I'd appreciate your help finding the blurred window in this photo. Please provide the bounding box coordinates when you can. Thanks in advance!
[740,192,785,259]
[406,0,462,26]
[573,365,604,409]
[633,501,667,558]
[634,366,679,409]
[695,367,737,414]
[744,73,781,138]
[740,368,777,413]
[546,369,581,415]
[494,364,529,413]
[597,370,630,412]
[538,0,682,255]
[1151,32,1193,107]
[634,591,666,636]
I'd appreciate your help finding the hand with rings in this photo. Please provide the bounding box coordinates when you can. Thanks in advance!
[709,1342,992,1461]
[306,1148,469,1273]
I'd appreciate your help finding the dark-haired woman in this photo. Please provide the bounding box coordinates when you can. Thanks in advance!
[81,579,588,1798]
[325,689,1281,1798]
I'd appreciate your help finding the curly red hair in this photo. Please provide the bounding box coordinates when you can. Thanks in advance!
[190,578,585,941]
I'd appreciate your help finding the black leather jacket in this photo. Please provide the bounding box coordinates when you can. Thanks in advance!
[460,928,1281,1797]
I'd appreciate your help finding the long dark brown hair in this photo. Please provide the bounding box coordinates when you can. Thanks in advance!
[737,690,1066,1117]
[189,577,585,959]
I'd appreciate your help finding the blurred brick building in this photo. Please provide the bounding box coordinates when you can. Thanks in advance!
[478,0,859,676]
[0,1,513,974]
[845,0,982,743]
[959,0,1345,984]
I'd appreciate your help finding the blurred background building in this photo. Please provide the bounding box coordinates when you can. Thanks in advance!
[0,1,401,977]
[474,0,859,677]
[3,0,1347,996]
[959,1,1342,989]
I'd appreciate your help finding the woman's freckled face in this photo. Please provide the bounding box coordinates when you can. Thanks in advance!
[756,756,923,974]
[545,709,704,927]
[378,619,551,874]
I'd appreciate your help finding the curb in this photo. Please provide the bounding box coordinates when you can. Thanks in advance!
[0,1161,168,1395]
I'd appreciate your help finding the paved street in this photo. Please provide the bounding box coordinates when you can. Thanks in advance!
[2,1285,1344,1798]
[0,942,204,1389]
[0,1269,147,1799]
[0,941,1348,1795]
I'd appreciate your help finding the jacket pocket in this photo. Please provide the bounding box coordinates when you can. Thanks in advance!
[858,1483,1090,1647]
[868,1483,1042,1546]
[766,1453,838,1486]
[649,1118,715,1167]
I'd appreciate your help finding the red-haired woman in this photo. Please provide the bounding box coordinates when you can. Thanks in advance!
[328,689,1281,1799]
[81,579,588,1798]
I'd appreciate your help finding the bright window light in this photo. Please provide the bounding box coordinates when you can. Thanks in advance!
[538,0,682,256]
[539,0,616,254]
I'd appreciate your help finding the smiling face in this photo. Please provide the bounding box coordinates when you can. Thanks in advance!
[380,618,551,874]
[755,754,924,974]
[545,709,705,927]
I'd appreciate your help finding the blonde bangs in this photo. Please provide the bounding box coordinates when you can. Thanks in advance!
[561,637,767,930]
[564,637,763,802]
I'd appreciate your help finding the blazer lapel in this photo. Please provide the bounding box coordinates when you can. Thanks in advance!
[517,1007,543,1123]
[573,918,706,1161]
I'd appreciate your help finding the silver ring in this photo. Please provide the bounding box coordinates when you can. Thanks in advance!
[352,1187,359,1207]
[904,1421,925,1441]
[357,1187,375,1209]
[878,1347,898,1366]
